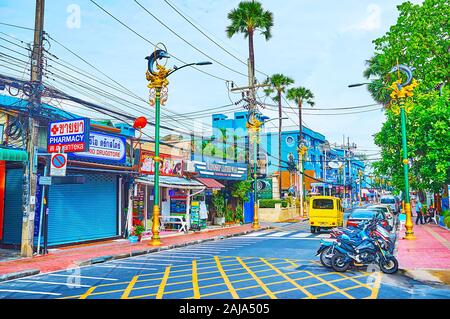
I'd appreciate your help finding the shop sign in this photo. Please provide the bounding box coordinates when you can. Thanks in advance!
[73,132,126,163]
[139,150,183,176]
[194,161,247,180]
[48,118,90,153]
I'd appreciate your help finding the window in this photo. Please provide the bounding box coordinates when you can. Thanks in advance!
[312,199,334,209]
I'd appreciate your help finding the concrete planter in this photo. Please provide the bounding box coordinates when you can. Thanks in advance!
[214,217,225,226]
[259,203,300,222]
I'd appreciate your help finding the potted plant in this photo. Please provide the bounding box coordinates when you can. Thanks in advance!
[130,224,145,242]
[225,206,235,225]
[212,191,225,226]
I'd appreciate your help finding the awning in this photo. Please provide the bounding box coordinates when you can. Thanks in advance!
[0,147,28,162]
[196,178,225,190]
[136,175,205,190]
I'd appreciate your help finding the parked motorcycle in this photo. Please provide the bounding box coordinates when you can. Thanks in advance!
[330,219,398,274]
[317,218,397,271]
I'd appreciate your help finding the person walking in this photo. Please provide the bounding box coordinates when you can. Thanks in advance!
[415,199,424,225]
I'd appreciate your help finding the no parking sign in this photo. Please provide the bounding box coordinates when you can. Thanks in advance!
[50,153,67,177]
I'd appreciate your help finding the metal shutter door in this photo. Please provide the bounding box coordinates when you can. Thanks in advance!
[47,173,117,246]
[2,168,23,244]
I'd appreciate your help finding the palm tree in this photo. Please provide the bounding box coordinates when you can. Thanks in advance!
[264,73,294,196]
[226,1,273,79]
[286,86,314,215]
[286,87,315,143]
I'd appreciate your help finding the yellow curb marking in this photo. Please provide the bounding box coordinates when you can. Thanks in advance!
[156,266,171,299]
[237,257,277,299]
[120,275,139,299]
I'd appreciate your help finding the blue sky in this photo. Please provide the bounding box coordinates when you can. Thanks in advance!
[0,0,424,154]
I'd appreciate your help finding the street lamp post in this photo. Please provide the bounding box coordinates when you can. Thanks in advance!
[388,64,418,240]
[145,45,211,246]
[358,169,363,206]
[349,63,418,240]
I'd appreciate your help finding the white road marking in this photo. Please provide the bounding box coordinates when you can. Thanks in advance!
[48,274,118,281]
[111,261,173,266]
[291,233,311,238]
[242,232,269,237]
[17,280,91,288]
[267,232,292,237]
[316,234,332,238]
[0,289,61,296]
[94,265,157,271]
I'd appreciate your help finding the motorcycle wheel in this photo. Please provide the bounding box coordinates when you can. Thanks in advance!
[379,256,398,274]
[319,246,334,268]
[331,253,350,272]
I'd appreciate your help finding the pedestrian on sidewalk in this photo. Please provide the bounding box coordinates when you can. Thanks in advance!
[425,205,436,224]
[415,199,424,225]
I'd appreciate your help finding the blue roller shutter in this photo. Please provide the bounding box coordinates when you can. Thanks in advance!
[47,172,118,246]
[2,168,24,245]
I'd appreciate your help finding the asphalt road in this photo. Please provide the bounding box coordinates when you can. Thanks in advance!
[0,221,449,299]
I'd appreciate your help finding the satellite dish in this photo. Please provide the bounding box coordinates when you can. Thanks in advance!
[328,161,340,169]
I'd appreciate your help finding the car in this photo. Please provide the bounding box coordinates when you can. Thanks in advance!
[380,195,399,214]
[346,208,390,230]
[368,204,395,229]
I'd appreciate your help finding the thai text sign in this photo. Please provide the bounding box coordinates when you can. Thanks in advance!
[74,132,126,163]
[139,150,183,176]
[48,118,90,153]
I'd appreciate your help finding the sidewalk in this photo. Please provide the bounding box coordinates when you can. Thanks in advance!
[0,224,269,280]
[397,223,450,270]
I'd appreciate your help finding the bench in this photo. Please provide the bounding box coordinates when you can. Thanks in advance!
[159,215,187,233]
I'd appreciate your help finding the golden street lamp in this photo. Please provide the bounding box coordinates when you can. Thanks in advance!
[145,44,212,246]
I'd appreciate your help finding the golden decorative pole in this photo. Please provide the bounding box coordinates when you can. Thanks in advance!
[388,63,418,240]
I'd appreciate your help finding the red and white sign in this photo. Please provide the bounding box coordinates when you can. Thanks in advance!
[50,153,67,177]
[47,118,90,153]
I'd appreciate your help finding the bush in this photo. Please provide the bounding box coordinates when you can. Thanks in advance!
[440,210,450,218]
[444,216,450,229]
[259,199,288,208]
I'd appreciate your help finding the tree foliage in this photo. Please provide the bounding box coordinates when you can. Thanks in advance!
[367,0,450,193]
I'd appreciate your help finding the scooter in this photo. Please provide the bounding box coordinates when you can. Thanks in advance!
[330,221,398,274]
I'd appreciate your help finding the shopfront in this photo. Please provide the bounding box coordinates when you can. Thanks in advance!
[39,130,129,246]
[136,150,205,232]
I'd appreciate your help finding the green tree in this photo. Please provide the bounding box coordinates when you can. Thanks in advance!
[365,0,450,194]
[226,1,273,77]
[286,87,315,141]
[264,74,295,195]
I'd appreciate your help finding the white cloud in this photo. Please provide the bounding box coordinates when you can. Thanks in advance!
[340,4,382,33]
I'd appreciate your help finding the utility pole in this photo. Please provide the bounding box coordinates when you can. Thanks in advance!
[230,59,269,229]
[342,135,346,204]
[21,0,45,257]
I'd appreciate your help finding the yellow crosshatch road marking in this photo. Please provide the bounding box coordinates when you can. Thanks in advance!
[156,266,171,299]
[237,257,277,299]
[192,260,200,299]
[214,256,239,299]
[79,286,96,299]
[121,275,139,299]
[58,255,384,300]
[261,258,316,299]
[284,259,354,299]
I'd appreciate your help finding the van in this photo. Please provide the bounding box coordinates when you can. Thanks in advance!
[309,196,344,233]
[380,195,398,213]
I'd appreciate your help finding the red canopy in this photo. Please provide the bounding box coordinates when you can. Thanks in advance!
[196,178,225,190]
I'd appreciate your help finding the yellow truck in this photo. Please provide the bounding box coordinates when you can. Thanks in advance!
[309,196,344,233]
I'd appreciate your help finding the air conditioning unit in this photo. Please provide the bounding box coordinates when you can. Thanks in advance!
[184,160,196,173]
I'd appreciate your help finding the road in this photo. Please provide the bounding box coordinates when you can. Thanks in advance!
[0,221,449,299]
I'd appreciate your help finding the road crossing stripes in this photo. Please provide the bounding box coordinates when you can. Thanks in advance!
[243,230,332,240]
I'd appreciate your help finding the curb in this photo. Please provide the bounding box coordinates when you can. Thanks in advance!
[398,269,446,286]
[73,226,271,267]
[0,269,40,282]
